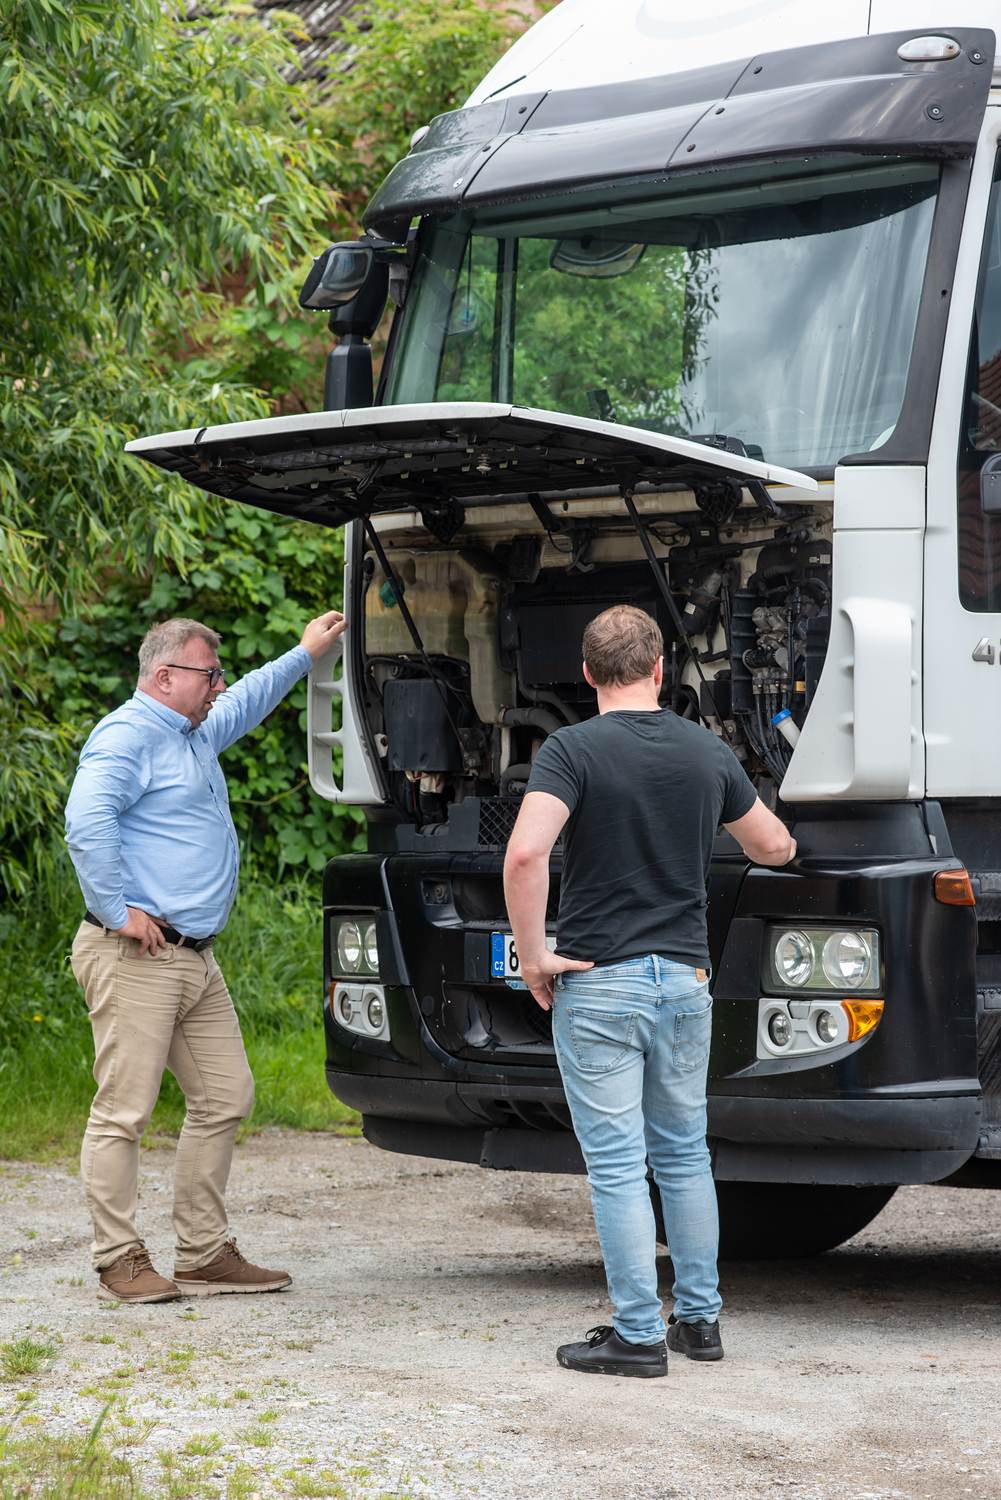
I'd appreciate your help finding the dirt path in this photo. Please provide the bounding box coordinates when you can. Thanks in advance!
[2,1130,1001,1499]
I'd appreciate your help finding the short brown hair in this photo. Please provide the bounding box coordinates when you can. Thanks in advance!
[582,605,663,687]
[138,618,221,680]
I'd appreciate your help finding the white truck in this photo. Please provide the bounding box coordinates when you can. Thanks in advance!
[128,1,1001,1255]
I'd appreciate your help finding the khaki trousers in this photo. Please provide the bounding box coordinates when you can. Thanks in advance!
[70,922,255,1271]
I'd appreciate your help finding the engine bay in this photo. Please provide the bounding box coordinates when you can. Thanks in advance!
[357,493,832,832]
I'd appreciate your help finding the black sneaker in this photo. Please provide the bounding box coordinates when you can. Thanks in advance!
[666,1314,724,1361]
[556,1325,667,1378]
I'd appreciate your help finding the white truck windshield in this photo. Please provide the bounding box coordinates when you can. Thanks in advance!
[387,159,939,471]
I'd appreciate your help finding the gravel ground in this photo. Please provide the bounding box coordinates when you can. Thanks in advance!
[2,1129,1001,1499]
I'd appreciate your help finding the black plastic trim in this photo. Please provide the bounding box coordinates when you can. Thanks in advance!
[708,1092,980,1151]
[364,29,993,238]
[360,1114,974,1185]
[713,1142,970,1185]
[328,1071,979,1154]
[840,158,974,466]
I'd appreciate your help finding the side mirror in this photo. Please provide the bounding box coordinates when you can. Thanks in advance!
[980,452,1001,514]
[300,244,375,309]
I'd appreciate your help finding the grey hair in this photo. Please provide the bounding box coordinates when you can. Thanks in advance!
[138,618,221,681]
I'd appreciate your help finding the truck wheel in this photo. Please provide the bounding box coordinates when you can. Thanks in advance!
[650,1180,896,1259]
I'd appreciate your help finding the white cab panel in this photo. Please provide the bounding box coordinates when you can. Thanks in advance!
[469,1,1001,105]
[468,0,872,103]
[307,535,384,806]
[781,467,925,802]
[870,2,1001,37]
[924,110,1001,796]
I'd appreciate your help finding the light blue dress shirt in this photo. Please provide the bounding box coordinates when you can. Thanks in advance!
[65,645,312,937]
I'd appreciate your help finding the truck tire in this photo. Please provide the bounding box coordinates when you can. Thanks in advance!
[650,1180,896,1259]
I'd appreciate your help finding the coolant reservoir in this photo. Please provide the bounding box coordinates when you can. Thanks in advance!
[365,553,469,659]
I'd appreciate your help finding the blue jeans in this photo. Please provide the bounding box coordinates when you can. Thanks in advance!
[553,955,721,1343]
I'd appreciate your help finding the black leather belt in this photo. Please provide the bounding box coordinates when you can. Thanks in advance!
[84,912,215,952]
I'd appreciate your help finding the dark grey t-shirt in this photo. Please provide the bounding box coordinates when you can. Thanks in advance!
[525,709,757,968]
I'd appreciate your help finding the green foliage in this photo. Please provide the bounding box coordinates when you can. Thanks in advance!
[332,0,523,227]
[45,504,366,873]
[209,0,530,405]
[0,1337,57,1381]
[0,1402,141,1498]
[0,864,359,1158]
[0,0,338,892]
[0,0,533,895]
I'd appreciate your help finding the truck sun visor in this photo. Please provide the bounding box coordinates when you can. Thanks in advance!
[363,28,993,240]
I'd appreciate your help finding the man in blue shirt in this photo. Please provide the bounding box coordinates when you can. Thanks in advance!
[65,611,346,1303]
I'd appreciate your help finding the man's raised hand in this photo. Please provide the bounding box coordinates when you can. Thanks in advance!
[300,610,348,662]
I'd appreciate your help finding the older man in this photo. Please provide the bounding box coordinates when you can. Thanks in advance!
[65,611,345,1303]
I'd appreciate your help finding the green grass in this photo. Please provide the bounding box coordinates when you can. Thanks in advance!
[0,1404,140,1499]
[0,1336,57,1380]
[0,865,360,1161]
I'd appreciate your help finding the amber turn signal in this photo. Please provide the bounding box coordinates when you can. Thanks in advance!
[841,998,884,1042]
[933,869,976,907]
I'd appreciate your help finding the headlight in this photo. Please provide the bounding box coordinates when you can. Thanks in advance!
[821,931,872,990]
[766,925,880,994]
[331,915,382,978]
[335,920,362,973]
[774,930,814,988]
[362,919,379,973]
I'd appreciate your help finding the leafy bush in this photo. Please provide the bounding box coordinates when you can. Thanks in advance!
[1,0,535,896]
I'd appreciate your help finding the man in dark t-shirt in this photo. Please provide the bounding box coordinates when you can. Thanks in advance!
[504,604,796,1378]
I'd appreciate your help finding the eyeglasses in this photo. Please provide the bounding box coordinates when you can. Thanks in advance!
[165,664,225,688]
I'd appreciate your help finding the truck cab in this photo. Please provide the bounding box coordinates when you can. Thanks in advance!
[129,1,1001,1255]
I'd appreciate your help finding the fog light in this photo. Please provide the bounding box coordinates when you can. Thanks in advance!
[842,998,884,1042]
[337,989,355,1025]
[815,1009,839,1044]
[366,993,385,1030]
[767,1011,792,1047]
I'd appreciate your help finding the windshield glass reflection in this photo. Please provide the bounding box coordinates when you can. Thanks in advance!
[388,161,938,471]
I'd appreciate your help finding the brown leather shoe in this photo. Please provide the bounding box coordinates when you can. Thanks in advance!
[173,1239,291,1295]
[98,1247,181,1303]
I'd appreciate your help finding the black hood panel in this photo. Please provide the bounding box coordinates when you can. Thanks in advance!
[125,402,815,527]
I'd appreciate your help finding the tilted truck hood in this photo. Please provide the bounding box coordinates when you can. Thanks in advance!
[125,402,816,527]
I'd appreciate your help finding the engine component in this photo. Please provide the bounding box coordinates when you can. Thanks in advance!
[367,548,515,726]
[503,564,669,692]
[680,566,725,637]
[721,527,832,781]
[383,678,462,773]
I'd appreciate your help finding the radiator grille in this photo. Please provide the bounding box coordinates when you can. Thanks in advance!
[477,797,522,848]
[476,796,565,850]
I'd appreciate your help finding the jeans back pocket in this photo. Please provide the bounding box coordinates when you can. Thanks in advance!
[567,1006,637,1073]
[672,1002,712,1073]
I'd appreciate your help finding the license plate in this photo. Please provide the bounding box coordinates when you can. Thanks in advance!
[490,931,521,979]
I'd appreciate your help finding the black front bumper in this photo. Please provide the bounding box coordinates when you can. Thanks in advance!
[322,809,982,1187]
[328,1069,980,1184]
